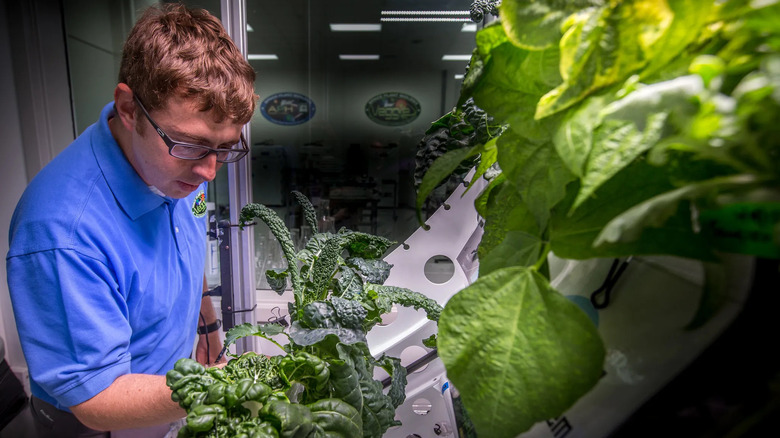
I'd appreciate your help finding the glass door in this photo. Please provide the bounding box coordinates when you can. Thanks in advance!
[244,0,476,326]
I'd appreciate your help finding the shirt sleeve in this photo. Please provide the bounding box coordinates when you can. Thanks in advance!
[7,248,132,407]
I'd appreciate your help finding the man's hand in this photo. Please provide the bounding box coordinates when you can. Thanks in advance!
[195,329,226,366]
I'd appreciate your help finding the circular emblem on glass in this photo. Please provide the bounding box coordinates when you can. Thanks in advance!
[365,92,422,126]
[260,92,316,125]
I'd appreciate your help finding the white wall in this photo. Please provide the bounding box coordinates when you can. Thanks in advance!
[0,0,31,374]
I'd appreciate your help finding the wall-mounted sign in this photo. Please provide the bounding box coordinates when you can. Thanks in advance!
[365,92,421,126]
[260,92,316,126]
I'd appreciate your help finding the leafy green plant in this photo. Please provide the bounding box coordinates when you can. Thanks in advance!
[416,1,780,437]
[167,192,442,438]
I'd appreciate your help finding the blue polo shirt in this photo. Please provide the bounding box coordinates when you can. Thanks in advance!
[6,102,207,410]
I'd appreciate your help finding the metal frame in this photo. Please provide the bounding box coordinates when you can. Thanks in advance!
[219,0,256,355]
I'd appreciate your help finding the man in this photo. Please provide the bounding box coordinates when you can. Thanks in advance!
[5,4,257,436]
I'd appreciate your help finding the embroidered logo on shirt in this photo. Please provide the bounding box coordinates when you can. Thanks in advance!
[192,190,207,218]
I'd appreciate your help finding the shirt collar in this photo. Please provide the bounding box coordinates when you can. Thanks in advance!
[92,102,171,220]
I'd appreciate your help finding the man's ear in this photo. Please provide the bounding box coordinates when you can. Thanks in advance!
[113,83,137,132]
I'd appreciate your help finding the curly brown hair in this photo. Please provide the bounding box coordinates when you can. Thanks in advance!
[118,3,257,125]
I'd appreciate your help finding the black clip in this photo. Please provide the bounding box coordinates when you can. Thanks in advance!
[590,257,632,309]
[267,306,289,328]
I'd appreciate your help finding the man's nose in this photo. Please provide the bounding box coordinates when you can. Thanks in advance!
[192,152,220,181]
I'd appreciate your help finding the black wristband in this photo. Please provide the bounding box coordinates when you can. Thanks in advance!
[197,319,221,335]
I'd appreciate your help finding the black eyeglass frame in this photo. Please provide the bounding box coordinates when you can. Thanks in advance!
[133,95,249,163]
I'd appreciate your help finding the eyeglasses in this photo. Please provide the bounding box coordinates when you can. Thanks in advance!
[133,95,249,163]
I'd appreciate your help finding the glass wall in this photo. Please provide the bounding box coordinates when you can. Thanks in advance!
[245,0,475,288]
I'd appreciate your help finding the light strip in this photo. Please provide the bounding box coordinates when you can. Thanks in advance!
[442,55,472,61]
[381,10,470,15]
[339,54,380,60]
[381,18,472,22]
[247,54,279,60]
[454,74,465,80]
[461,23,477,32]
[330,23,382,31]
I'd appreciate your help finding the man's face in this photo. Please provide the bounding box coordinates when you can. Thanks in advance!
[129,95,245,198]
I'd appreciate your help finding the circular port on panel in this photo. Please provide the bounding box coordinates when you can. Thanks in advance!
[424,255,454,284]
[412,398,432,416]
[378,304,399,326]
[400,345,429,373]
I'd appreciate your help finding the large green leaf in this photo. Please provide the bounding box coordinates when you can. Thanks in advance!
[537,1,677,119]
[594,174,764,246]
[500,0,602,50]
[640,0,714,80]
[438,266,605,438]
[496,130,575,229]
[549,160,713,260]
[471,33,562,143]
[574,112,668,209]
[478,181,543,275]
[552,92,611,177]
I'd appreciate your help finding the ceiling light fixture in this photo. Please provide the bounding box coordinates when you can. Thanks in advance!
[330,23,382,31]
[381,17,472,22]
[247,54,279,60]
[381,10,470,15]
[339,54,380,60]
[442,55,472,61]
[380,10,472,23]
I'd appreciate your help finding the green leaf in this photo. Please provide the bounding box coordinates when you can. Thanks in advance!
[291,190,318,231]
[552,92,611,177]
[223,323,286,351]
[340,230,394,259]
[333,267,363,299]
[438,266,605,438]
[289,322,367,348]
[265,268,289,295]
[372,355,407,409]
[292,302,367,346]
[308,236,343,302]
[363,284,443,322]
[474,173,506,218]
[471,39,561,143]
[261,400,317,438]
[640,0,714,80]
[549,161,713,260]
[573,111,669,210]
[345,258,392,285]
[335,344,400,438]
[536,1,680,119]
[240,203,302,297]
[309,398,363,438]
[500,0,601,50]
[465,136,499,194]
[595,174,763,246]
[415,146,482,224]
[328,360,364,414]
[496,129,575,229]
[478,181,543,275]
